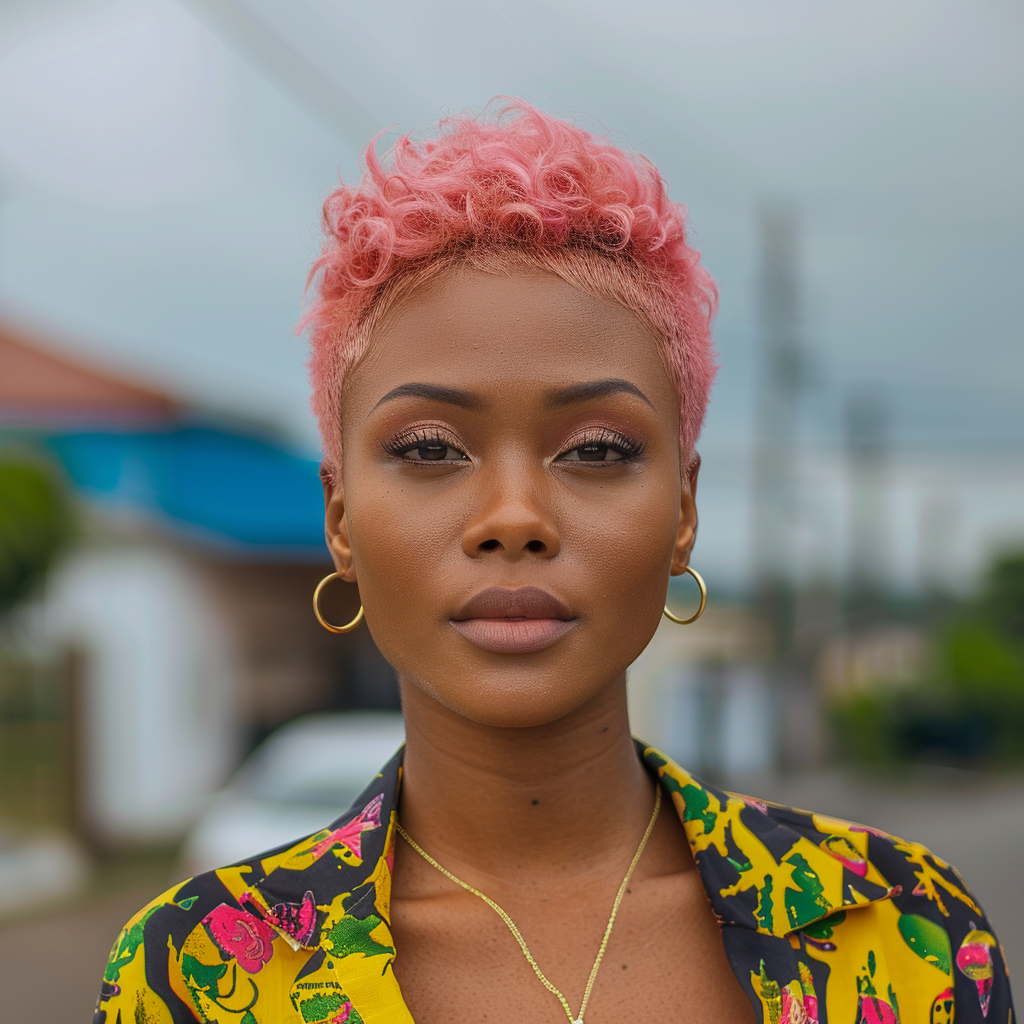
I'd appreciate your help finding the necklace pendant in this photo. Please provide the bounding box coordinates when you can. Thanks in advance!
[572,1018,583,1024]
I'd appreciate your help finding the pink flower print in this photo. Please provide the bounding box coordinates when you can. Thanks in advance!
[956,927,997,1017]
[331,1002,353,1023]
[803,993,819,1024]
[857,996,899,1024]
[313,793,384,861]
[268,889,318,946]
[798,962,819,1024]
[781,988,810,1024]
[201,903,276,974]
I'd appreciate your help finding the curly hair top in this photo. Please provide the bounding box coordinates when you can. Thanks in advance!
[303,99,718,474]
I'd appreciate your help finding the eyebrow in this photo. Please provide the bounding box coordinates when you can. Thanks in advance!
[371,382,484,412]
[546,378,655,410]
[370,377,654,414]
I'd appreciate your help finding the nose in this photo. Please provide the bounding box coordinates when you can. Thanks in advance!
[461,464,561,560]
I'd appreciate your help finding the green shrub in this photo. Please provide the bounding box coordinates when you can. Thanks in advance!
[830,550,1024,766]
[0,456,74,615]
[829,691,900,767]
[981,551,1024,643]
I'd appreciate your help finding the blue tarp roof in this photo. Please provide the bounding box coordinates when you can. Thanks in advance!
[47,426,327,554]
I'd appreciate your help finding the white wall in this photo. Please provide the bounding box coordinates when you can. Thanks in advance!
[45,545,240,844]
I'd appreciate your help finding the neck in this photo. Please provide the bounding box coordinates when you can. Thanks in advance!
[396,673,656,885]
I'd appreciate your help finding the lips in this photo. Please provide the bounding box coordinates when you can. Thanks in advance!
[450,586,576,654]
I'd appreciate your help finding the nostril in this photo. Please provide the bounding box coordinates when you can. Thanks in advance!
[479,539,501,552]
[526,540,546,553]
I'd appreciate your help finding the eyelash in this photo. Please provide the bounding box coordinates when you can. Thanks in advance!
[562,428,645,463]
[381,428,468,462]
[381,427,645,464]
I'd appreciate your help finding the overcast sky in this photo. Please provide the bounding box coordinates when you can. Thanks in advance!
[0,0,1020,456]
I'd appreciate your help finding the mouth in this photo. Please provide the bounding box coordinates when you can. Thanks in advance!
[450,586,577,654]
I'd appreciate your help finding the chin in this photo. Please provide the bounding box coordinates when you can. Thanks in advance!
[405,659,612,730]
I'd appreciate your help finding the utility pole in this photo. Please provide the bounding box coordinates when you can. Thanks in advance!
[752,208,803,652]
[845,387,890,626]
[751,206,812,768]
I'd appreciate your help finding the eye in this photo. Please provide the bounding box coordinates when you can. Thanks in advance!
[382,429,469,463]
[560,442,626,462]
[557,430,644,464]
[402,440,468,462]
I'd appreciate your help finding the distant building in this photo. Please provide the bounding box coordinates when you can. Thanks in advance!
[817,626,928,699]
[1,322,394,846]
[628,603,775,779]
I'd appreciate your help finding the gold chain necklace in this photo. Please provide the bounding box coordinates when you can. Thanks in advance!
[395,784,661,1024]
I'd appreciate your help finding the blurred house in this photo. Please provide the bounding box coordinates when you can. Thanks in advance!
[628,603,776,779]
[817,626,928,699]
[0,322,394,847]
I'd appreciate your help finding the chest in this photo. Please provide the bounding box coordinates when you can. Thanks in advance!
[388,871,756,1024]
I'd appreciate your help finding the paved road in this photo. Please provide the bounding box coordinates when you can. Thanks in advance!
[1,771,1020,1021]
[0,883,159,1022]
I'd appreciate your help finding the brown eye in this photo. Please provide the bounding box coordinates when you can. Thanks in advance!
[557,429,643,463]
[411,442,457,461]
[401,440,468,462]
[382,428,470,463]
[561,443,624,463]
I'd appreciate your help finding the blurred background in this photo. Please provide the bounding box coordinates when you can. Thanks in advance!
[0,0,1021,1017]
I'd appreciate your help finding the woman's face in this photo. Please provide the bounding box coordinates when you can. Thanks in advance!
[326,268,699,728]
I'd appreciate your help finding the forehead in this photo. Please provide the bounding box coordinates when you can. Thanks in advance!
[348,267,677,404]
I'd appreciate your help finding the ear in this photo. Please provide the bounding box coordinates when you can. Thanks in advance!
[670,452,700,576]
[321,461,357,582]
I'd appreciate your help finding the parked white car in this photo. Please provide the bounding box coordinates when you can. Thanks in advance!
[180,712,405,876]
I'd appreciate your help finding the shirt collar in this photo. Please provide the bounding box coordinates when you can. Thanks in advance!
[244,740,897,955]
[641,745,898,936]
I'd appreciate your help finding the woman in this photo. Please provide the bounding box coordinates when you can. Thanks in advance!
[95,101,1011,1024]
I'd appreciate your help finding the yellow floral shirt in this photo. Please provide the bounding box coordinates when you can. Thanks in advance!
[95,744,1013,1023]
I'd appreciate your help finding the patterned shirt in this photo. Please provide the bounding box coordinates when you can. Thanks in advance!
[95,743,1013,1024]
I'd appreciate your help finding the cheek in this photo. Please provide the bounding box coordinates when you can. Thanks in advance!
[576,485,679,624]
[344,478,457,622]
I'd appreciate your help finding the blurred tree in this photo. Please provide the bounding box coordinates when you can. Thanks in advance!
[939,620,1024,698]
[0,456,74,615]
[829,691,899,769]
[980,551,1024,644]
[830,547,1024,767]
[929,620,1024,760]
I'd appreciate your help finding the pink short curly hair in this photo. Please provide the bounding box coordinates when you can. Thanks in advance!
[303,100,718,474]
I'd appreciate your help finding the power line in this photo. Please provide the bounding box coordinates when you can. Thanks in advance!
[177,0,380,146]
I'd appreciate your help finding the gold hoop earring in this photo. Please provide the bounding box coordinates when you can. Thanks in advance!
[663,566,707,625]
[313,572,365,633]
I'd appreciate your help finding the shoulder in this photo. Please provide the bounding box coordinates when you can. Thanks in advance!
[748,790,983,920]
[737,793,1014,1024]
[644,749,1013,1023]
[95,836,321,1024]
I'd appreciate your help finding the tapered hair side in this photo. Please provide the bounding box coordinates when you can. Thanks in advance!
[302,99,719,475]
